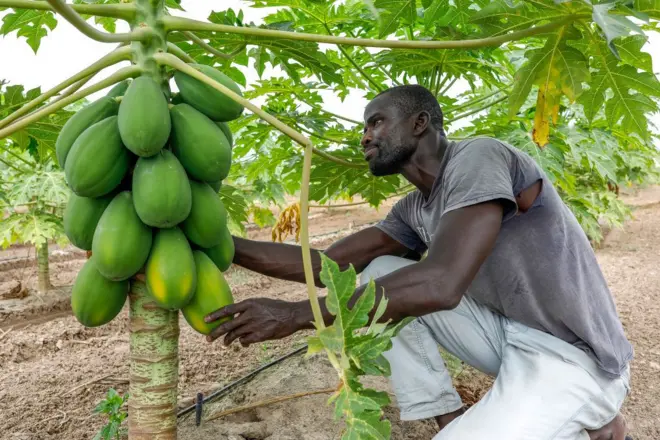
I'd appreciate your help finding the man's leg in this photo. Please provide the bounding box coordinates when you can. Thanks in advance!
[358,256,506,422]
[359,256,630,439]
[433,321,630,440]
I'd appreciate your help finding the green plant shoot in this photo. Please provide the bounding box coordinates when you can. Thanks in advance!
[307,254,412,439]
[93,388,129,440]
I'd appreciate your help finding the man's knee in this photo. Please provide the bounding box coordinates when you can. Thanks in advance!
[359,255,416,286]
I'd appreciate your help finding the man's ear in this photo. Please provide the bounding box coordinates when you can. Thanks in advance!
[413,111,430,136]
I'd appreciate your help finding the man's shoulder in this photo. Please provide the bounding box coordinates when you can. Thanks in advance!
[449,136,523,160]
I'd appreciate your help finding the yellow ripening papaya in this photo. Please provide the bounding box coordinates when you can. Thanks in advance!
[182,251,234,335]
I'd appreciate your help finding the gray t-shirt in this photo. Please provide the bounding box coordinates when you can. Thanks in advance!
[376,136,633,378]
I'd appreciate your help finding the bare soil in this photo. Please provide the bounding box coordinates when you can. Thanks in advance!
[0,191,658,440]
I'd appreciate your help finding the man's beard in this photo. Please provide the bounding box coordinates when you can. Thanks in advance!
[368,141,415,176]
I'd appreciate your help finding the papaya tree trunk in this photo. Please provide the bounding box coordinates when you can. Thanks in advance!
[125,1,177,437]
[128,280,179,439]
[36,241,50,293]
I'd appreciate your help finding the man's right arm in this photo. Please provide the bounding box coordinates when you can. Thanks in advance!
[232,226,417,288]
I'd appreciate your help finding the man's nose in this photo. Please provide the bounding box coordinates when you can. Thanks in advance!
[361,131,372,148]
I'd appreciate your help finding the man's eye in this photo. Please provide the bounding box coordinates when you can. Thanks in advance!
[374,119,382,125]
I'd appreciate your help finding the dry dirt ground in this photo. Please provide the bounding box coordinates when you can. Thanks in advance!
[0,190,659,440]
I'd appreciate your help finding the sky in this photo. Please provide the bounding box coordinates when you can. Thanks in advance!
[1,1,660,134]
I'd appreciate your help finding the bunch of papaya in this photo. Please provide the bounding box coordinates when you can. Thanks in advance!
[59,65,241,335]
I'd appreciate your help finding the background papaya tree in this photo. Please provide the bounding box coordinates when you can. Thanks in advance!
[177,0,660,242]
[0,0,659,438]
[0,81,72,293]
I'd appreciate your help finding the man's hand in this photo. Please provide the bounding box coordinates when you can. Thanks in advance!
[204,298,307,347]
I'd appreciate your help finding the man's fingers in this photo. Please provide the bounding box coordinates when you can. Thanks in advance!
[238,332,263,347]
[224,324,258,346]
[205,301,249,323]
[206,314,247,343]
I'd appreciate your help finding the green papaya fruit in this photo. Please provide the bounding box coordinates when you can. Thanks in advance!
[55,96,119,168]
[63,192,114,251]
[105,80,131,98]
[170,103,232,182]
[132,149,192,228]
[182,251,234,335]
[215,121,233,148]
[118,75,171,157]
[173,63,244,122]
[180,180,227,248]
[202,226,234,272]
[71,257,129,327]
[92,191,153,281]
[64,116,131,198]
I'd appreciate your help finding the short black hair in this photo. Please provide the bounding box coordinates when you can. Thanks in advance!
[374,84,445,135]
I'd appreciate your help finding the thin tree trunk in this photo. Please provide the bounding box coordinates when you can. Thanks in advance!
[36,241,50,293]
[128,280,179,439]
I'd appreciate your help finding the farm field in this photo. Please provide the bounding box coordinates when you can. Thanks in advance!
[1,188,659,440]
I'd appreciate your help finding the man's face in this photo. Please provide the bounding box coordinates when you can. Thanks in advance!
[361,96,417,176]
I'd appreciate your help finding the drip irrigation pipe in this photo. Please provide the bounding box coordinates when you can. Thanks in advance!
[177,344,308,419]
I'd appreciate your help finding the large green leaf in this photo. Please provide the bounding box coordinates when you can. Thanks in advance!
[578,38,660,138]
[0,8,57,53]
[373,0,416,38]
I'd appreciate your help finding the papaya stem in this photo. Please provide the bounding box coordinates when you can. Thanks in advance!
[450,95,507,122]
[0,154,28,173]
[46,0,153,43]
[163,16,580,49]
[445,87,509,115]
[36,241,51,294]
[128,281,178,440]
[0,142,35,168]
[0,143,33,170]
[180,31,246,60]
[166,42,195,63]
[0,46,132,130]
[155,53,327,333]
[0,66,141,141]
[0,0,136,20]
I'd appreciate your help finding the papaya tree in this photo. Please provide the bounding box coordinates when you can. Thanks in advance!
[0,0,659,438]
[0,82,72,293]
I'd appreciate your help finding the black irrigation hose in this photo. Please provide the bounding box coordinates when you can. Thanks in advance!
[177,344,308,419]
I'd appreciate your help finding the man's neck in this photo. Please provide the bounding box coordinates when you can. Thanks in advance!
[400,134,450,198]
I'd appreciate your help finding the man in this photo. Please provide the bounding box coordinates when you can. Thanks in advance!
[204,85,633,439]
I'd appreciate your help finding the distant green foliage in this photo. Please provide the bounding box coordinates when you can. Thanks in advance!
[0,163,69,249]
[3,0,660,241]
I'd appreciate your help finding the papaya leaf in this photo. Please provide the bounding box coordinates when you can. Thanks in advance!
[509,25,590,145]
[218,184,250,236]
[633,0,660,19]
[614,34,653,71]
[0,8,57,53]
[592,2,644,56]
[372,0,416,38]
[579,38,660,138]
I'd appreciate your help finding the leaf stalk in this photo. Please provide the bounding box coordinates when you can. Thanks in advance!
[450,96,508,122]
[0,66,141,141]
[166,42,195,64]
[0,0,136,20]
[180,31,246,60]
[46,0,153,43]
[163,16,576,49]
[0,46,132,129]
